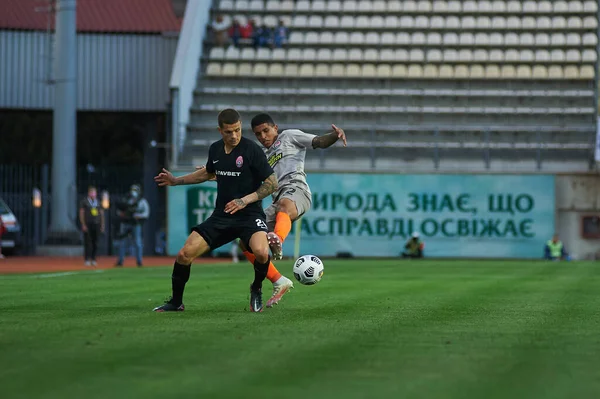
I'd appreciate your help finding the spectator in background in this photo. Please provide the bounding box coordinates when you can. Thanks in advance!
[212,14,231,47]
[229,18,243,47]
[115,184,150,267]
[241,19,253,40]
[253,24,273,48]
[544,234,570,261]
[79,186,104,266]
[402,232,424,258]
[0,216,5,259]
[273,19,289,48]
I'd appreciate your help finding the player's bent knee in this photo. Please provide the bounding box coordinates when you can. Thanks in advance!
[176,248,194,265]
[254,248,270,264]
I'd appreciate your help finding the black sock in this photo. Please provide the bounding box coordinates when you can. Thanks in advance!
[171,261,191,305]
[251,256,270,291]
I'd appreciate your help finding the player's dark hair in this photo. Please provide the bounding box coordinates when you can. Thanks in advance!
[251,113,275,129]
[88,185,96,191]
[218,108,241,128]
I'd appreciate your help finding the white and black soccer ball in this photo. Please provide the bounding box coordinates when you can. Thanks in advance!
[293,255,324,285]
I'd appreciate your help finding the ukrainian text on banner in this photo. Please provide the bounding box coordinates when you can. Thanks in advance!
[281,174,555,258]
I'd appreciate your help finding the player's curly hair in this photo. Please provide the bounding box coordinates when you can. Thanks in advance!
[217,108,241,128]
[251,113,275,129]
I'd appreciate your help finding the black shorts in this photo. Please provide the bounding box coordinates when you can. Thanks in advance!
[191,214,268,250]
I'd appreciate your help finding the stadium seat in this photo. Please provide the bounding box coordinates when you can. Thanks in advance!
[470,65,485,78]
[505,33,519,46]
[410,49,425,62]
[350,32,365,45]
[567,34,581,46]
[475,33,489,46]
[569,1,584,12]
[312,1,326,11]
[400,16,415,28]
[439,65,454,78]
[580,65,595,79]
[302,48,317,61]
[377,64,392,78]
[537,17,551,29]
[220,0,234,10]
[516,65,532,79]
[340,16,354,29]
[272,48,286,61]
[371,16,385,28]
[506,16,521,30]
[485,65,501,78]
[237,63,252,76]
[532,65,547,79]
[323,16,339,28]
[507,1,521,13]
[308,16,323,28]
[584,1,598,13]
[280,0,294,11]
[253,63,269,77]
[388,1,402,12]
[342,0,357,12]
[315,64,330,77]
[333,49,347,61]
[446,16,460,29]
[522,17,535,29]
[305,32,319,45]
[523,1,537,12]
[248,0,262,11]
[408,65,423,78]
[284,64,298,77]
[454,65,469,78]
[320,32,334,44]
[287,48,302,61]
[505,49,519,62]
[396,49,410,61]
[206,63,221,76]
[209,47,225,60]
[225,46,240,60]
[443,49,459,62]
[317,48,332,61]
[330,64,345,77]
[535,33,550,46]
[564,66,579,79]
[473,49,488,62]
[551,49,566,62]
[428,49,443,62]
[552,17,566,29]
[348,48,363,61]
[366,32,380,45]
[404,0,418,11]
[235,0,249,11]
[583,33,598,46]
[567,17,583,29]
[459,49,473,62]
[501,65,516,78]
[380,49,395,61]
[492,0,506,12]
[299,64,314,78]
[381,33,396,45]
[398,32,412,45]
[428,33,442,45]
[256,48,271,61]
[535,50,550,62]
[392,64,408,78]
[416,16,429,29]
[478,17,492,29]
[582,49,597,62]
[412,32,426,45]
[385,16,399,28]
[362,64,377,78]
[423,65,438,78]
[346,64,361,77]
[489,33,504,46]
[289,32,303,44]
[296,1,310,11]
[583,17,598,29]
[356,16,370,29]
[520,33,535,46]
[489,49,504,62]
[553,1,569,12]
[268,63,284,77]
[327,0,341,12]
[459,33,474,46]
[566,50,581,62]
[364,49,379,61]
[462,16,476,29]
[492,17,506,29]
[551,34,566,46]
[447,1,461,12]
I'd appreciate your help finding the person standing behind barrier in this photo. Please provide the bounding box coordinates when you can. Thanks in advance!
[115,184,150,267]
[79,186,105,266]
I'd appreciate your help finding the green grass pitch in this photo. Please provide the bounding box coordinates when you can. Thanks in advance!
[2,259,600,399]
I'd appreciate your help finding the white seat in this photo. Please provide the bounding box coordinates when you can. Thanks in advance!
[320,32,334,44]
[520,49,534,62]
[569,1,583,12]
[462,16,476,29]
[249,0,263,11]
[255,48,271,60]
[454,65,469,78]
[334,32,349,44]
[584,17,598,29]
[430,16,444,28]
[292,15,308,28]
[537,1,552,12]
[504,33,519,46]
[485,65,501,78]
[220,0,234,10]
[372,0,386,11]
[479,0,493,12]
[222,62,237,76]
[209,47,225,60]
[447,1,461,12]
[423,65,438,78]
[522,16,536,29]
[548,66,563,79]
[532,65,547,79]
[567,33,581,46]
[388,0,402,12]
[427,49,443,62]
[463,0,477,12]
[489,49,504,62]
[489,33,504,46]
[397,32,411,45]
[551,33,566,46]
[299,64,314,78]
[412,32,426,45]
[395,49,409,61]
[551,49,565,62]
[552,17,566,29]
[342,0,357,12]
[439,65,454,78]
[332,49,347,61]
[237,63,252,76]
[385,16,399,28]
[304,31,319,45]
[350,32,365,45]
[492,17,506,29]
[564,66,579,79]
[315,64,330,77]
[419,0,433,12]
[553,1,568,12]
[443,49,459,62]
[355,16,370,28]
[249,15,262,26]
[287,48,302,61]
[358,0,373,11]
[458,49,473,62]
[268,63,284,77]
[346,64,361,77]
[459,33,474,45]
[410,49,425,62]
[362,64,377,78]
[377,64,392,78]
[475,33,489,46]
[445,16,460,29]
[327,0,341,11]
[340,16,354,28]
[225,46,241,60]
[584,1,598,13]
[477,17,492,29]
[302,48,317,61]
[283,64,299,77]
[505,49,519,62]
[380,49,395,61]
[263,15,277,27]
[330,64,345,77]
[206,62,221,76]
[582,50,597,62]
[536,17,551,29]
[235,0,249,10]
[535,33,550,46]
[408,65,423,78]
[381,33,396,45]
[443,33,459,45]
[308,16,323,28]
[580,65,595,79]
[507,1,521,13]
[427,32,442,45]
[520,33,534,46]
[516,65,531,79]
[403,0,418,11]
[567,17,583,29]
[364,49,379,61]
[415,16,429,29]
[535,50,550,62]
[296,0,310,11]
[289,32,303,44]
[492,0,506,12]
[566,50,581,62]
[366,32,380,45]
[317,48,332,61]
[272,48,286,61]
[470,65,485,78]
[522,1,537,13]
[392,64,408,78]
[253,63,269,77]
[371,16,385,28]
[348,48,363,61]
[473,49,488,62]
[583,33,598,46]
[311,0,326,11]
[506,16,521,30]
[400,16,415,28]
[501,65,516,78]
[280,0,294,11]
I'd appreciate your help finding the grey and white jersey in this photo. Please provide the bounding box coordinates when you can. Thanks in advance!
[263,129,316,200]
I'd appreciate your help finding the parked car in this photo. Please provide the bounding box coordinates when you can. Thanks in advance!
[0,197,22,255]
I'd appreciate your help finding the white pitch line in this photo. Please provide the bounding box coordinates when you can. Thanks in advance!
[31,270,105,278]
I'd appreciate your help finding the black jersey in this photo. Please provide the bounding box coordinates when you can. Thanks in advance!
[205,136,274,218]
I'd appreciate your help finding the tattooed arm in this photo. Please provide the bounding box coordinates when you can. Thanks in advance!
[224,173,279,214]
[311,124,347,149]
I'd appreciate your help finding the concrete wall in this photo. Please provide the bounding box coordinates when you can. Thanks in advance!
[556,174,600,260]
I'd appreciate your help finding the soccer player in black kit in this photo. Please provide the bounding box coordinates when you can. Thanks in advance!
[152,109,279,312]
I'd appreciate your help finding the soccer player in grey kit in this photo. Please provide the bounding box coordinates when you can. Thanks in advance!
[241,113,347,308]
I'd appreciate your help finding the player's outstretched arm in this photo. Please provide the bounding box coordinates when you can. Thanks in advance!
[311,124,347,149]
[154,167,215,187]
[224,173,278,214]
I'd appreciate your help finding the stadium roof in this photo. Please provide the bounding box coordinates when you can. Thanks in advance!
[0,0,182,33]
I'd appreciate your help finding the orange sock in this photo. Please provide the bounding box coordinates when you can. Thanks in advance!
[243,251,282,283]
[274,212,292,243]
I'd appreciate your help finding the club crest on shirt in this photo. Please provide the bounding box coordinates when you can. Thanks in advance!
[236,156,243,168]
[272,140,281,149]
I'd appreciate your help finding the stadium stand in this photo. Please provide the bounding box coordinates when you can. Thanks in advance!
[180,0,599,172]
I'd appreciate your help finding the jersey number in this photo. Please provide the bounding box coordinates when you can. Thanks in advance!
[256,219,267,230]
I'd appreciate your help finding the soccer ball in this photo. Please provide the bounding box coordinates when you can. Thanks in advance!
[293,255,324,285]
